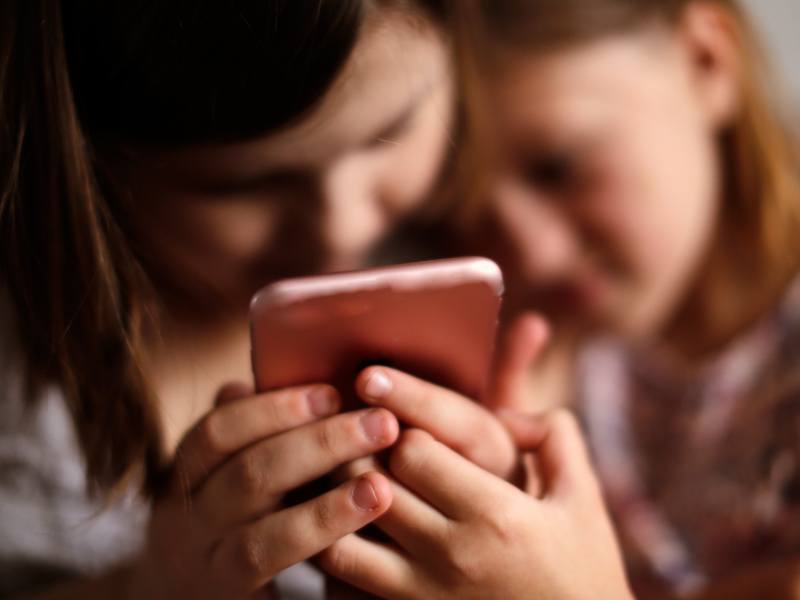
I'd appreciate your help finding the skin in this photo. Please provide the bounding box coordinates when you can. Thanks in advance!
[105,12,455,455]
[349,6,799,600]
[318,5,765,600]
[322,316,632,600]
[28,5,667,600]
[116,15,454,308]
[127,13,455,600]
[132,8,697,599]
[29,10,457,600]
[478,9,739,346]
[127,386,399,599]
[321,411,634,600]
[459,4,743,414]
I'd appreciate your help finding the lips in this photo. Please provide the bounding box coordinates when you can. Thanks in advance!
[510,271,613,324]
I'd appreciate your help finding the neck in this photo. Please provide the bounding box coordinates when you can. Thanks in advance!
[143,306,253,456]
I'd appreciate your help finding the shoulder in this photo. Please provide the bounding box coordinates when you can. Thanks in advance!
[0,290,148,595]
[0,290,75,487]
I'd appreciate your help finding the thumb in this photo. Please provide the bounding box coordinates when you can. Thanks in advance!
[489,313,549,410]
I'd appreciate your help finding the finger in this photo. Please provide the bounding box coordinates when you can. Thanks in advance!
[489,313,549,410]
[334,458,449,554]
[497,410,551,450]
[215,382,256,407]
[377,480,449,554]
[331,456,380,486]
[318,533,415,600]
[538,410,599,499]
[212,473,393,597]
[195,409,399,533]
[521,452,545,498]
[503,409,596,499]
[357,367,517,478]
[174,384,340,492]
[389,429,517,520]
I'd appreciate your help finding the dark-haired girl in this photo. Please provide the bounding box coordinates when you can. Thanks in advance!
[1,1,457,597]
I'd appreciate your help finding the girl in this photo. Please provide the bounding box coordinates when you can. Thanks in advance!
[0,0,461,597]
[461,0,800,597]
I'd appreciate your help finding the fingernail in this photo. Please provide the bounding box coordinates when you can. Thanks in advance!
[352,477,380,511]
[360,409,390,443]
[307,387,336,416]
[364,369,392,399]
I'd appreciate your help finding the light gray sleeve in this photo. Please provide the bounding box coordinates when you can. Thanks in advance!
[0,295,321,599]
[0,301,147,598]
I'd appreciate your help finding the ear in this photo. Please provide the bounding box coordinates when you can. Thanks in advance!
[677,2,742,129]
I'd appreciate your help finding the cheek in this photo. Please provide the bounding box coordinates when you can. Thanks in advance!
[378,90,453,214]
[176,201,278,263]
[586,123,719,330]
[135,194,279,295]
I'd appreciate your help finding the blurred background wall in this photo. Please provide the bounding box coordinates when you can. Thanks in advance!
[741,0,800,107]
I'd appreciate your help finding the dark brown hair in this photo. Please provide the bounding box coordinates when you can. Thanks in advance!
[0,0,447,496]
[459,0,800,357]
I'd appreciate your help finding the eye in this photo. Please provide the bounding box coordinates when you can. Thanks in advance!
[524,152,579,192]
[366,110,416,149]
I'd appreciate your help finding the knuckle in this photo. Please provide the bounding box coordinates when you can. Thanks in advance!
[232,453,270,498]
[310,495,336,535]
[196,413,227,455]
[445,543,487,584]
[485,506,520,545]
[281,518,313,555]
[314,420,340,458]
[317,541,354,577]
[231,531,269,580]
[257,395,283,427]
[390,430,430,478]
[469,428,515,474]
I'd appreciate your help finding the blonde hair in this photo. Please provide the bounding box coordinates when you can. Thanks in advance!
[457,0,800,357]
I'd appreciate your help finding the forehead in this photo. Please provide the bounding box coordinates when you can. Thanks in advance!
[272,12,446,154]
[146,12,448,175]
[489,32,684,136]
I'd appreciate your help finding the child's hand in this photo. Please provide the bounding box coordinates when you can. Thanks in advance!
[126,383,399,600]
[318,410,634,600]
[352,314,550,481]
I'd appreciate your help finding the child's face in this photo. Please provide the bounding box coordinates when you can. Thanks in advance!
[112,14,452,309]
[481,19,739,341]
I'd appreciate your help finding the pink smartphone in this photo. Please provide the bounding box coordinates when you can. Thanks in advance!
[250,257,504,405]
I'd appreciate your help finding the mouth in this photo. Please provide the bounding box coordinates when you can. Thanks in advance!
[508,271,615,325]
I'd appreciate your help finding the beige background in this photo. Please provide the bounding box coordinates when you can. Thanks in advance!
[741,0,800,105]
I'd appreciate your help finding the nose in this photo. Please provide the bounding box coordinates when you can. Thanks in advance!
[316,156,386,272]
[490,179,580,284]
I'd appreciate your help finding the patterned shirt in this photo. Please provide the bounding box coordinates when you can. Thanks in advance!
[579,279,800,598]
